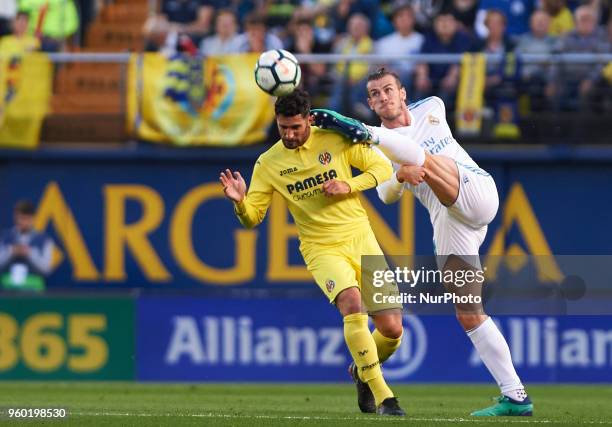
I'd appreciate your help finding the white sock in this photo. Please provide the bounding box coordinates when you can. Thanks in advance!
[366,125,426,166]
[467,317,527,401]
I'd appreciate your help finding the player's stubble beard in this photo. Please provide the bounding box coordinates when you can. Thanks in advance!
[378,94,408,125]
[282,125,310,150]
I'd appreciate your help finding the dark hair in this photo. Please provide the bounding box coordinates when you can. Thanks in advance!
[274,88,311,117]
[295,18,314,27]
[16,11,29,19]
[485,9,507,26]
[14,199,35,215]
[435,10,457,19]
[215,8,236,22]
[244,12,267,28]
[392,2,415,19]
[366,67,403,94]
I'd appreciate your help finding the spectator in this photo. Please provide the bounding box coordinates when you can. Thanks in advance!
[475,0,535,39]
[584,0,610,26]
[144,0,218,51]
[0,200,53,292]
[330,0,391,39]
[235,12,283,52]
[0,0,16,37]
[199,9,241,55]
[375,1,424,91]
[263,0,301,30]
[414,12,473,108]
[475,9,516,90]
[549,6,611,111]
[408,0,445,32]
[475,9,521,129]
[18,0,79,51]
[329,13,373,117]
[543,0,575,36]
[0,11,40,55]
[601,16,612,110]
[515,10,556,110]
[286,17,332,96]
[448,0,479,35]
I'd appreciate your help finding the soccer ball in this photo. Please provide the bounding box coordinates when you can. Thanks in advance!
[254,49,301,97]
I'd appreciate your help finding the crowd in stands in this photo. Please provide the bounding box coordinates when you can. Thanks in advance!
[0,0,79,52]
[1,0,611,118]
[140,0,611,117]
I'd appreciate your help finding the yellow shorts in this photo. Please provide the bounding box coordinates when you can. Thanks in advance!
[300,228,402,314]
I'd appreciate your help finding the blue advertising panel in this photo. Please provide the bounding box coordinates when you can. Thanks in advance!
[0,150,611,289]
[137,296,612,383]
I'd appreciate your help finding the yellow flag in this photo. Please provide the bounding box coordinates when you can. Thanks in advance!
[127,53,276,146]
[455,53,486,136]
[0,53,52,149]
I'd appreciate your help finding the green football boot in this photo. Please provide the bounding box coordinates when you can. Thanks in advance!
[471,395,533,416]
[310,109,374,144]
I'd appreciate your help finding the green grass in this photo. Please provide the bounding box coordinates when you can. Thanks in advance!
[0,382,611,426]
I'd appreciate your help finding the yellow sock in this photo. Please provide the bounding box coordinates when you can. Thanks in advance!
[343,313,394,405]
[372,328,403,363]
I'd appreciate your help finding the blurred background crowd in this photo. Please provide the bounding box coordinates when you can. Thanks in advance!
[1,0,611,141]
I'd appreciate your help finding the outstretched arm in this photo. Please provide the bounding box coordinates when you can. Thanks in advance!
[220,164,272,229]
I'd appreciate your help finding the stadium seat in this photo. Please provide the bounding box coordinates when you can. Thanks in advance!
[100,4,150,24]
[86,22,145,52]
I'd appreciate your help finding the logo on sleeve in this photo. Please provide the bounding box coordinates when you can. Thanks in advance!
[428,115,440,125]
[318,152,332,165]
[326,279,335,293]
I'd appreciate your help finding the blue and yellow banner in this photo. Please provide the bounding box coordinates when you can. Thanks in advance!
[127,53,276,146]
[137,297,612,383]
[0,154,610,289]
[0,53,51,149]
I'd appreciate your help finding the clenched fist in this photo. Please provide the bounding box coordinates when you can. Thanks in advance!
[322,179,351,197]
[396,165,426,185]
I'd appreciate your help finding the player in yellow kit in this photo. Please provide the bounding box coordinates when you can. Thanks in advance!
[220,89,406,416]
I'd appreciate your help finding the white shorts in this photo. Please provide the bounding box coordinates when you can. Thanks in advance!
[412,162,499,268]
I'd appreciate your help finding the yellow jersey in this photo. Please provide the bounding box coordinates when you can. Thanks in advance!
[0,35,40,56]
[335,36,373,83]
[549,8,575,37]
[234,126,392,245]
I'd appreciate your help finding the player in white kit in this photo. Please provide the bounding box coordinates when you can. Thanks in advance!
[311,68,533,417]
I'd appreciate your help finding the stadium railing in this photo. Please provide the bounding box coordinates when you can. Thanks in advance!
[24,52,612,145]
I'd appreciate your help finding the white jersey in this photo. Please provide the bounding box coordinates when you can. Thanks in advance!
[383,97,480,204]
[375,96,499,260]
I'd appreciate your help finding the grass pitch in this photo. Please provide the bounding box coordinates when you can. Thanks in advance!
[1,382,611,426]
